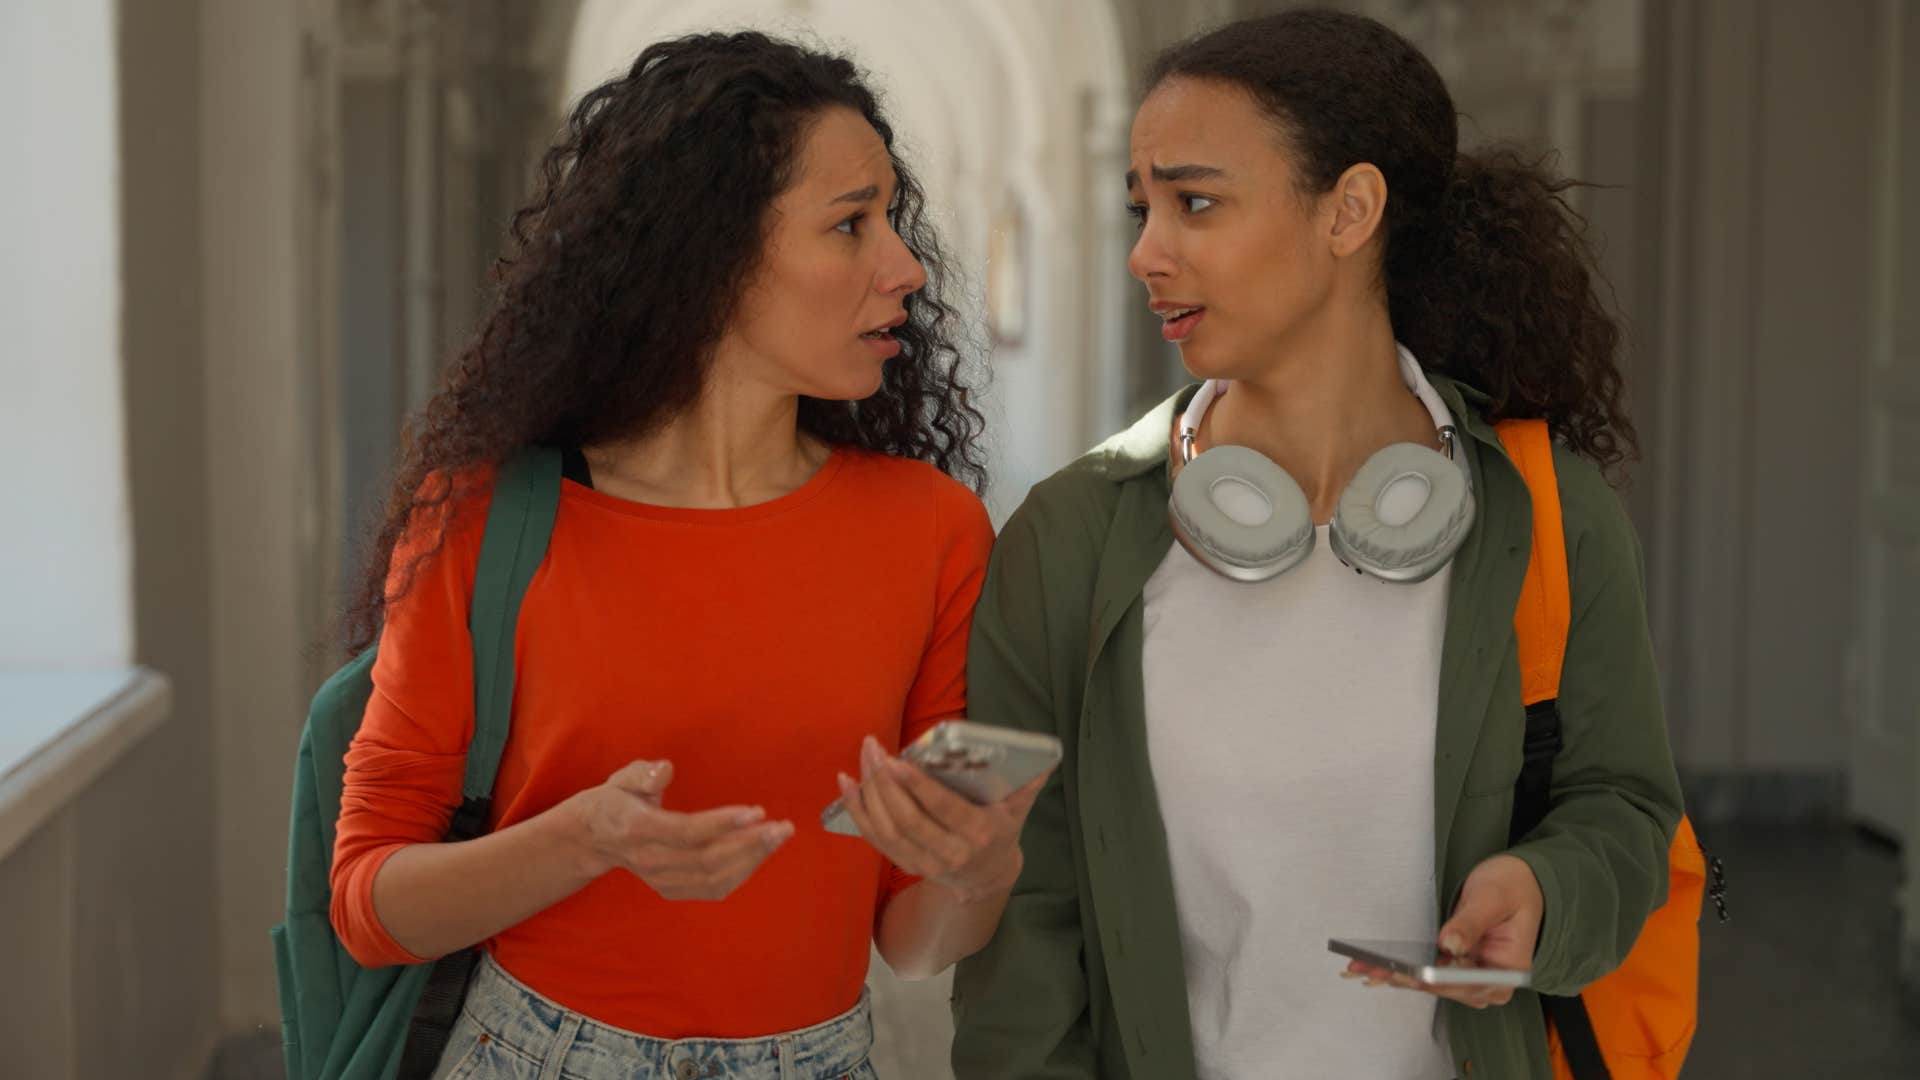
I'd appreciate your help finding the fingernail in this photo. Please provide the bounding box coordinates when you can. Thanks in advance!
[766,822,794,847]
[836,772,856,794]
[1440,934,1465,956]
[735,807,764,826]
[1338,971,1363,980]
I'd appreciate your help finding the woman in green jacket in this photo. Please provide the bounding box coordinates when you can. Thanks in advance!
[951,10,1683,1079]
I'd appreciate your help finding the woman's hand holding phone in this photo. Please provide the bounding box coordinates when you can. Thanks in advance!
[836,735,1049,903]
[1341,854,1544,1009]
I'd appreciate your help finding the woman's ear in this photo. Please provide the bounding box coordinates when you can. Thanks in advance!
[1327,162,1388,259]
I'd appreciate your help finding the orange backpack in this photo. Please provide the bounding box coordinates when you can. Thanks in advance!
[1495,419,1727,1080]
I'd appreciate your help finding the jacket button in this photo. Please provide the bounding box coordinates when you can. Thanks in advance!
[1461,1059,1473,1076]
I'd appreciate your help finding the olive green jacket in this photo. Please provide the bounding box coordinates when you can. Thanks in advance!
[951,378,1684,1080]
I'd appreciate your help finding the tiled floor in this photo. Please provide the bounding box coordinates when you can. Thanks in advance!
[212,826,1920,1078]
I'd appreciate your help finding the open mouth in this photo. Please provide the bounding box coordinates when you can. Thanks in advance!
[861,313,908,341]
[1159,305,1205,340]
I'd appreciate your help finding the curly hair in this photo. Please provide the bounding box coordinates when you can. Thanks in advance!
[1146,8,1635,475]
[340,31,986,655]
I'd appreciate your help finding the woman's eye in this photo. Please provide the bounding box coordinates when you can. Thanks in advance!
[835,214,864,236]
[1181,194,1216,214]
[1125,203,1147,229]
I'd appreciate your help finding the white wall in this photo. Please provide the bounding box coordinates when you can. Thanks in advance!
[0,0,132,667]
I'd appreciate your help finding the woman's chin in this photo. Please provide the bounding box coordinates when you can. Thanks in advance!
[803,366,887,403]
[1176,341,1233,382]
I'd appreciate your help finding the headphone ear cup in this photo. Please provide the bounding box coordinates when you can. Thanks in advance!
[1329,442,1475,582]
[1168,445,1316,582]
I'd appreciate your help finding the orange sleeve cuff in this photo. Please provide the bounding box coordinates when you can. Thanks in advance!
[329,841,430,969]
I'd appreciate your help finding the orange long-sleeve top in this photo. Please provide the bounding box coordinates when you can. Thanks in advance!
[329,449,994,1038]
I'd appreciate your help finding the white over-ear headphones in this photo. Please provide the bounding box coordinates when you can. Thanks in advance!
[1168,345,1475,584]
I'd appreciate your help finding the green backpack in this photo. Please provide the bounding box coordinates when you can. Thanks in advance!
[272,449,561,1080]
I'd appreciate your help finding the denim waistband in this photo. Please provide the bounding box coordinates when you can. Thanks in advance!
[459,952,875,1080]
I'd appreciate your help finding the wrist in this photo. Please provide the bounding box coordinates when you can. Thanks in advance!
[948,846,1022,903]
[549,789,614,881]
[1496,853,1543,904]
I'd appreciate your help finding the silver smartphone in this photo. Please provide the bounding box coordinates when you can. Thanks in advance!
[1328,938,1532,988]
[821,720,1064,837]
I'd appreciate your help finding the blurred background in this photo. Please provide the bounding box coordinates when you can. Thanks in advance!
[1,0,1916,1076]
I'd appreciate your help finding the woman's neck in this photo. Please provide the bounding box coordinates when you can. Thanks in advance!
[583,367,829,510]
[1203,307,1439,524]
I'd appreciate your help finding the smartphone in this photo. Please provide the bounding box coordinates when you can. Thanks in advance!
[821,720,1063,837]
[1327,938,1531,988]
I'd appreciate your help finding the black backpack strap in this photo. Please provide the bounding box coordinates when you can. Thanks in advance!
[398,948,483,1079]
[397,447,562,1080]
[1543,993,1611,1079]
[1508,698,1612,1079]
[1508,699,1563,846]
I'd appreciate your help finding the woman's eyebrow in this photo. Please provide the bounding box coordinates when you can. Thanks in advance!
[1124,163,1229,187]
[829,185,880,206]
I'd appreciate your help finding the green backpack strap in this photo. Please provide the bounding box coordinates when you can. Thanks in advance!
[446,446,561,841]
[392,447,562,1080]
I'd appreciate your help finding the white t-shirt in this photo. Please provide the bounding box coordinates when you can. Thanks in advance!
[1142,371,1458,1080]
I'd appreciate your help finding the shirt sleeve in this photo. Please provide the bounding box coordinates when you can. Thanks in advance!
[878,474,996,906]
[328,477,492,967]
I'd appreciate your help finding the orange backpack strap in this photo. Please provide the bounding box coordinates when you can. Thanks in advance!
[1494,418,1571,707]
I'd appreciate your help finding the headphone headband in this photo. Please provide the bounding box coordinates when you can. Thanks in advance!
[1176,344,1458,464]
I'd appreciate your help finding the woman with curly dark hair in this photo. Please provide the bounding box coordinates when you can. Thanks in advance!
[951,9,1684,1079]
[327,31,1042,1080]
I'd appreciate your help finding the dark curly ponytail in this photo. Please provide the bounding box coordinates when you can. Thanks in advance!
[1147,8,1635,473]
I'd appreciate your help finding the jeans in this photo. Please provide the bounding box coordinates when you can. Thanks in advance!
[430,953,879,1080]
